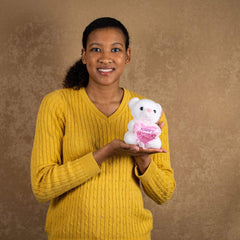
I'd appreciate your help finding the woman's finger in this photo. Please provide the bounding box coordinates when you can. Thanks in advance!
[138,147,167,154]
[159,148,167,153]
[159,121,165,129]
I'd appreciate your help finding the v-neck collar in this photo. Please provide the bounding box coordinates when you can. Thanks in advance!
[80,87,129,122]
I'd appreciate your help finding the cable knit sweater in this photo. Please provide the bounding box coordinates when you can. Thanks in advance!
[31,87,175,240]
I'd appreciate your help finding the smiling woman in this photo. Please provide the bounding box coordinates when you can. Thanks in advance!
[82,28,131,88]
[63,17,130,90]
[31,17,175,240]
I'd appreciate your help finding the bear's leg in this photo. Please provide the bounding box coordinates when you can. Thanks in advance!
[146,138,162,149]
[124,132,138,145]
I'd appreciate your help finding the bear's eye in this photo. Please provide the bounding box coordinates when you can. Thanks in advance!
[153,110,157,113]
[140,107,144,111]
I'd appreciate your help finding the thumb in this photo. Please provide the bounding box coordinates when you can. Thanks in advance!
[159,121,165,129]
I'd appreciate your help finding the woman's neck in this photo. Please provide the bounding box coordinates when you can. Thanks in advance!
[85,83,123,104]
[85,83,124,117]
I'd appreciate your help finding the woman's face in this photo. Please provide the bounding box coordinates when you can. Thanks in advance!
[82,27,131,88]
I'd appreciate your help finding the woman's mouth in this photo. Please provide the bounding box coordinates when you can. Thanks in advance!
[97,68,114,74]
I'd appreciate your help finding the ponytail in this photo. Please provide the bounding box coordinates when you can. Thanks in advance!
[63,59,89,89]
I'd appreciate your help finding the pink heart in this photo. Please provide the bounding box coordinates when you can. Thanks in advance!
[136,126,157,144]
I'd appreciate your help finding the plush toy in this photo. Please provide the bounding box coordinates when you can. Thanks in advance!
[124,97,163,149]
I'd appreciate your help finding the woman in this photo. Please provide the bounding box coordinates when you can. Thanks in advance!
[31,17,175,240]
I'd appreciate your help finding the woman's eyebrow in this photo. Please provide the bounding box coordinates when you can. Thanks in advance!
[112,42,124,46]
[89,42,101,47]
[88,42,124,47]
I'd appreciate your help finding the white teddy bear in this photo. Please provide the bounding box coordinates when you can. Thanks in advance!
[124,97,163,149]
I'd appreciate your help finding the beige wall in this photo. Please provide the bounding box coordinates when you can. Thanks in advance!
[1,0,239,239]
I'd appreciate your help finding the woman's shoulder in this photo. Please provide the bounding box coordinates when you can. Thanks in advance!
[41,88,81,102]
[39,88,76,110]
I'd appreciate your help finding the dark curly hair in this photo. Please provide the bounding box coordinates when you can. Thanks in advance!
[63,17,130,89]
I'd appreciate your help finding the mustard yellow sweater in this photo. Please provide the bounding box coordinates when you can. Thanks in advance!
[31,87,175,240]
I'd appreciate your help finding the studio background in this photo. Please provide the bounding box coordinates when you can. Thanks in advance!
[0,0,239,239]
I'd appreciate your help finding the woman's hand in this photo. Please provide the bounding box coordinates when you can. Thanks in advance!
[111,139,167,174]
[110,120,167,156]
[134,120,167,174]
[93,120,166,171]
[109,139,166,156]
[93,139,166,167]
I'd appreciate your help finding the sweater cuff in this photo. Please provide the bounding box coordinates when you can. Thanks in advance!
[134,159,159,183]
[73,152,101,178]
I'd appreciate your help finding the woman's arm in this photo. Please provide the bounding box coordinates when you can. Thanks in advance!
[134,112,176,205]
[31,92,101,202]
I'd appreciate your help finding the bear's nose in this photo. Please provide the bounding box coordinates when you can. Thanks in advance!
[147,109,152,113]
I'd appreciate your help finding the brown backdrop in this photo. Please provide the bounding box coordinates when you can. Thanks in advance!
[1,0,239,239]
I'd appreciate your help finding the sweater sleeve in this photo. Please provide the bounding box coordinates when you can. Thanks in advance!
[31,91,101,202]
[134,112,176,205]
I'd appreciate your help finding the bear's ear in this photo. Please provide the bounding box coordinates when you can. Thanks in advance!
[128,97,139,109]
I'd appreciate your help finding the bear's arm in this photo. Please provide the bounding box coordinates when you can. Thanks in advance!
[127,119,136,131]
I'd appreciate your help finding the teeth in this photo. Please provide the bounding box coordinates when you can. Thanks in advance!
[98,68,113,72]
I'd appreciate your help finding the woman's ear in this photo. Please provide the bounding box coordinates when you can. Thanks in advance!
[125,47,131,64]
[81,48,86,64]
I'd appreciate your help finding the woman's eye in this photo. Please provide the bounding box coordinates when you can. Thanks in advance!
[91,48,101,52]
[112,48,120,52]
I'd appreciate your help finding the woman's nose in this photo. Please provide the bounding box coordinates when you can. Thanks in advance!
[99,52,113,64]
[99,58,113,64]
